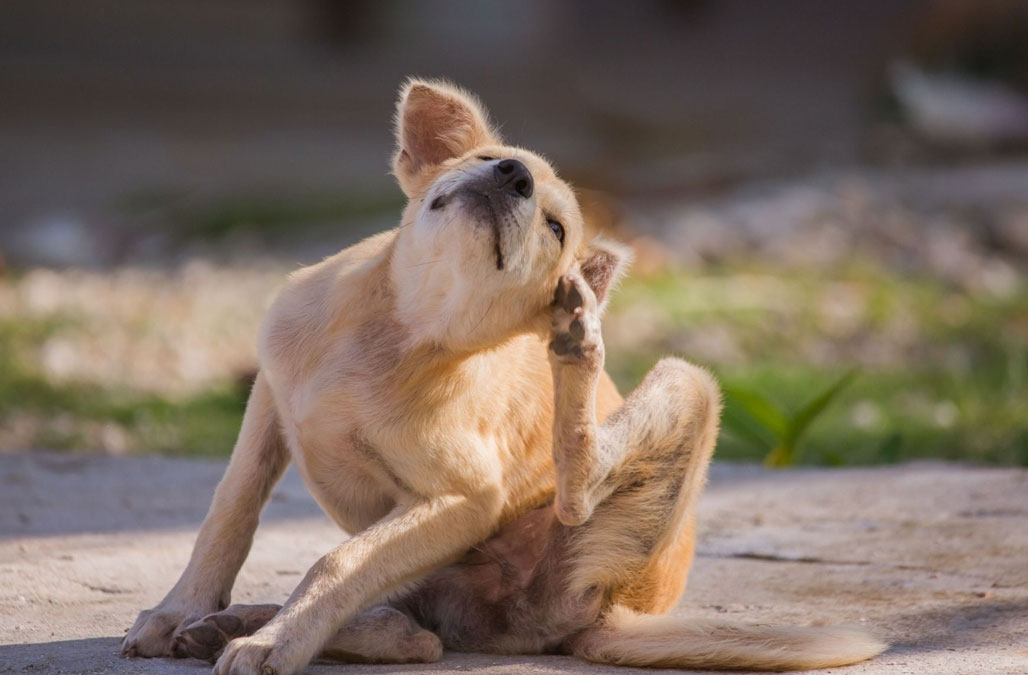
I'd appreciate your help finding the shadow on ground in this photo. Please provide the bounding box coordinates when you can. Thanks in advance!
[0,637,657,675]
[0,453,322,538]
[889,599,1028,653]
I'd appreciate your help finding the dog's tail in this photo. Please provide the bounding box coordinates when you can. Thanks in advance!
[570,605,887,671]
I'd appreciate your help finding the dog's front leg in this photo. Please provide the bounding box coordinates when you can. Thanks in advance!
[123,372,289,658]
[212,486,502,675]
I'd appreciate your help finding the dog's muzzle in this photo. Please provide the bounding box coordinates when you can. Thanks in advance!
[460,159,534,207]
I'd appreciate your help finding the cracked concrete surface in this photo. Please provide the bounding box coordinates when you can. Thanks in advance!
[1,453,1026,674]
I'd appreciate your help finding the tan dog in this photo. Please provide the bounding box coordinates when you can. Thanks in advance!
[122,79,886,674]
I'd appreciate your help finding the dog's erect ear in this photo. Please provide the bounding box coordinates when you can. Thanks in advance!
[578,237,633,314]
[392,79,500,196]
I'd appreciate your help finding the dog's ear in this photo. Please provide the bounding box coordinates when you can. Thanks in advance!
[578,237,633,314]
[392,78,501,196]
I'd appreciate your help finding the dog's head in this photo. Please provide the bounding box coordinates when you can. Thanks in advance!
[389,79,631,350]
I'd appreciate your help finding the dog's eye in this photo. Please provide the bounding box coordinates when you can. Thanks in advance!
[429,195,446,210]
[478,155,496,161]
[547,218,565,246]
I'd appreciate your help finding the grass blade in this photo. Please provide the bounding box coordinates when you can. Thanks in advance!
[783,370,858,451]
[723,385,789,440]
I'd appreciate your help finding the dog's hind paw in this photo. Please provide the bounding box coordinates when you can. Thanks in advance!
[550,273,603,365]
[175,604,280,662]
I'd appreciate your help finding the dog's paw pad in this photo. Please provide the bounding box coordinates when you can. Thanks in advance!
[175,615,239,662]
[175,605,279,663]
[554,275,586,315]
[550,274,601,364]
[175,621,226,662]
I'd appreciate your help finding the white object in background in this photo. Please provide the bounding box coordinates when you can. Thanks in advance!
[890,60,1028,145]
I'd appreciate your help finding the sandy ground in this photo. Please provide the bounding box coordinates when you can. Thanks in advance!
[1,453,1026,674]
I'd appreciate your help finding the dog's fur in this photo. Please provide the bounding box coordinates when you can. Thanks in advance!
[123,79,887,674]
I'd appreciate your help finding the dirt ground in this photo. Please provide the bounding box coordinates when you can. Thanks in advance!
[1,453,1026,674]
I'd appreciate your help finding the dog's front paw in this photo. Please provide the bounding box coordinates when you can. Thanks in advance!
[549,274,603,366]
[122,601,213,658]
[213,627,307,675]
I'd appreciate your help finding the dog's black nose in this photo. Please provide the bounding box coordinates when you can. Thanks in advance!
[494,159,534,199]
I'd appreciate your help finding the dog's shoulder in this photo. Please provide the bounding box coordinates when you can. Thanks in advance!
[257,229,398,375]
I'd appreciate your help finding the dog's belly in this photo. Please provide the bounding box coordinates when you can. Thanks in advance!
[399,505,603,654]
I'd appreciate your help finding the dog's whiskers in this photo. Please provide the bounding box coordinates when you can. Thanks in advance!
[470,295,497,334]
[406,259,445,269]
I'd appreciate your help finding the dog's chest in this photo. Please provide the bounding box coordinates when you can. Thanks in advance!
[273,353,513,527]
[265,316,557,531]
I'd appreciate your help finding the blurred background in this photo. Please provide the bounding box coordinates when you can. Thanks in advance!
[1,0,1026,465]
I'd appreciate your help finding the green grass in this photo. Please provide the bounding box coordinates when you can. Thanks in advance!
[723,369,859,467]
[2,259,1025,465]
[708,362,1028,466]
[606,264,1028,466]
[0,318,248,456]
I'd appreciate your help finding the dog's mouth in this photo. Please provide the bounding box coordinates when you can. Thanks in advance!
[489,218,505,271]
[453,189,508,271]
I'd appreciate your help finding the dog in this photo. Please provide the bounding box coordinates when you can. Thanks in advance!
[122,79,887,674]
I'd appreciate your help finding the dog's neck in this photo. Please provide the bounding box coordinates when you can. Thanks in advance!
[388,251,550,357]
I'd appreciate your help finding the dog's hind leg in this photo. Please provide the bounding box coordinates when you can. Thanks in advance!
[123,372,290,658]
[548,283,886,668]
[319,606,443,664]
[177,604,442,665]
[549,274,721,611]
